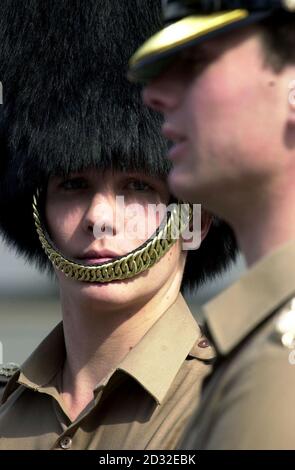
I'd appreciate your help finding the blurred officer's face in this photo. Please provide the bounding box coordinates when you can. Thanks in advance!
[143,26,295,213]
[45,168,189,310]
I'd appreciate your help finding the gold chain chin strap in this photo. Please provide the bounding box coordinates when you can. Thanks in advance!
[32,190,191,283]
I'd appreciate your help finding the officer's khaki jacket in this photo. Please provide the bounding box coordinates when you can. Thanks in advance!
[182,241,295,450]
[0,294,214,450]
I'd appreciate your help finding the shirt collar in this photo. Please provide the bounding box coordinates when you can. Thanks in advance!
[17,322,65,391]
[117,294,203,404]
[9,294,203,405]
[204,240,295,356]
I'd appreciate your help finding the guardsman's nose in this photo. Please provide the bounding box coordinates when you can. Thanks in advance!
[82,192,117,239]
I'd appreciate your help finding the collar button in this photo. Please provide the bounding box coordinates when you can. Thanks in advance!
[198,339,210,348]
[60,436,72,450]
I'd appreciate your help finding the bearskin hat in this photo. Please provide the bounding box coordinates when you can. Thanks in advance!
[0,0,237,290]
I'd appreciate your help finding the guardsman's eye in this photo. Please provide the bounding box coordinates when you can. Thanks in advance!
[60,178,88,190]
[125,180,152,191]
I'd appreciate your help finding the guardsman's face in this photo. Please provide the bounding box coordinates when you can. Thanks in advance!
[143,25,294,210]
[45,168,188,308]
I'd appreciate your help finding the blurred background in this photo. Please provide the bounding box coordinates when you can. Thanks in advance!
[0,237,246,365]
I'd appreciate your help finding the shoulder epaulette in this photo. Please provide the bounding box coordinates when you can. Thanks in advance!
[0,363,20,381]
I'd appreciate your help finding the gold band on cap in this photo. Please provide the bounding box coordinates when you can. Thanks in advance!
[129,11,249,81]
[32,191,192,283]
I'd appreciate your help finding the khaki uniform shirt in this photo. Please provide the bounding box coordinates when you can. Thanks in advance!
[182,241,295,450]
[0,294,214,450]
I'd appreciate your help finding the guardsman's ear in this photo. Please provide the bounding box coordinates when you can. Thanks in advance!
[288,79,295,125]
[200,210,212,242]
[181,208,212,251]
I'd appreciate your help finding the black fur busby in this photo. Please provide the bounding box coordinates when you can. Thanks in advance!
[0,0,237,290]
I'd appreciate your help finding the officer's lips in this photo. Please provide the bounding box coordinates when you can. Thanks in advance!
[162,124,188,163]
[76,249,120,265]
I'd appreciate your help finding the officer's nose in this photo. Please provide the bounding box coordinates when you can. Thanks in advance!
[143,71,181,114]
[82,192,117,239]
